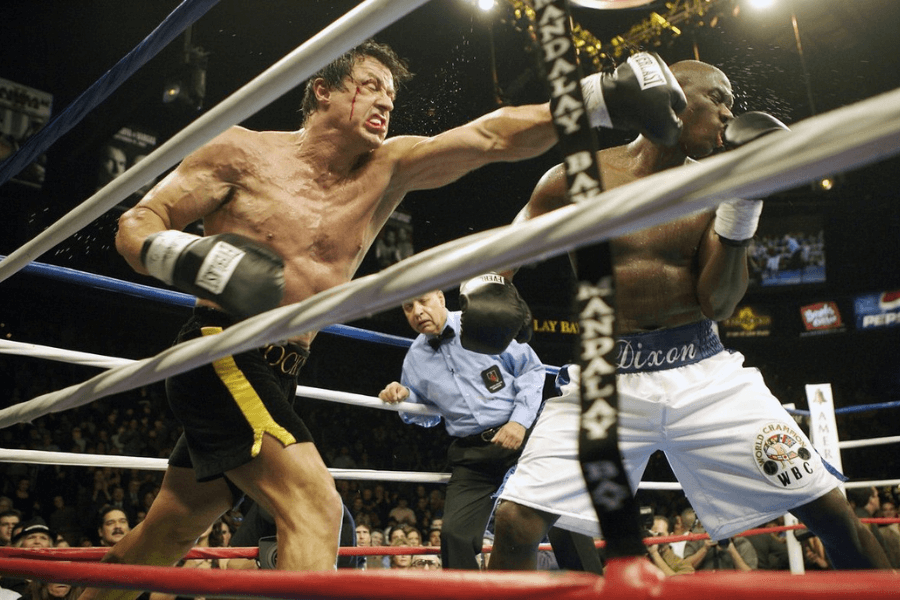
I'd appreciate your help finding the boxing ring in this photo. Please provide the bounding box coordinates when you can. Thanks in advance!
[1,0,900,597]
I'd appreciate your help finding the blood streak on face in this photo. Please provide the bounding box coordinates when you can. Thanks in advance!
[350,86,361,121]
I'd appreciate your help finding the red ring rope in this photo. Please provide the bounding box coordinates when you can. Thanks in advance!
[0,555,898,600]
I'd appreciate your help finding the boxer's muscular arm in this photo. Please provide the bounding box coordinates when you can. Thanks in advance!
[387,52,684,196]
[496,164,570,280]
[386,103,558,194]
[695,112,791,320]
[514,164,570,224]
[116,128,243,274]
[695,218,750,321]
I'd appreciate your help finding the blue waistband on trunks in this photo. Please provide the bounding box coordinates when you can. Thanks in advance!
[616,319,724,374]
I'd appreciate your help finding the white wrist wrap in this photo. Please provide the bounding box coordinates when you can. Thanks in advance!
[714,199,763,241]
[143,231,199,284]
[581,74,612,129]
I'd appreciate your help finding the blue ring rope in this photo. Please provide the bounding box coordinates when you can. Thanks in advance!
[785,400,900,417]
[0,0,220,187]
[9,256,562,374]
[9,256,414,350]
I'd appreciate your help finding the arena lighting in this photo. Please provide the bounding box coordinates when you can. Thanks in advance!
[477,0,495,11]
[162,26,209,110]
[569,0,655,8]
[745,0,776,9]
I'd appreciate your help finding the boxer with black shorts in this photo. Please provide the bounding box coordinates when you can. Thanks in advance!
[166,307,313,486]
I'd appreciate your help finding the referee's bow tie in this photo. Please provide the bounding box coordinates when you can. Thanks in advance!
[428,327,455,350]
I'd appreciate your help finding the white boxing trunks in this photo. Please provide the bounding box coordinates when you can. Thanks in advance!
[498,319,842,541]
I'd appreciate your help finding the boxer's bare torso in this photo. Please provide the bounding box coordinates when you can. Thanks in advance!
[128,126,408,347]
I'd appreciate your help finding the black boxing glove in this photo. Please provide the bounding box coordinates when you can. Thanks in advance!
[715,112,791,246]
[459,273,532,355]
[141,231,285,318]
[581,52,686,147]
[723,111,790,148]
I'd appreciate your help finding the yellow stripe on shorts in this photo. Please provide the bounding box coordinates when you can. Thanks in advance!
[201,326,296,456]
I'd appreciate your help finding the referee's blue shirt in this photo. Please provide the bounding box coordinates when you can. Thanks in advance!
[398,311,545,437]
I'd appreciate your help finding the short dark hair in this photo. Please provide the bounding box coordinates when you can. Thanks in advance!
[97,504,129,529]
[0,509,22,521]
[300,39,412,124]
[847,486,875,508]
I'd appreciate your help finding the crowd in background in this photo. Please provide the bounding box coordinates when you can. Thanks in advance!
[0,312,898,577]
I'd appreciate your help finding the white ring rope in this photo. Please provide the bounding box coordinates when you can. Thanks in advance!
[839,436,900,449]
[0,449,895,491]
[2,86,900,430]
[5,333,898,445]
[0,449,449,484]
[0,339,439,416]
[0,0,432,284]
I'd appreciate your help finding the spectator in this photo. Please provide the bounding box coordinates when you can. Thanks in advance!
[800,530,831,570]
[668,511,690,559]
[69,428,87,453]
[404,526,422,547]
[47,496,81,547]
[124,480,142,520]
[427,527,441,548]
[4,519,56,597]
[412,496,432,530]
[411,554,442,570]
[209,517,234,553]
[646,515,693,575]
[396,228,414,261]
[96,506,131,548]
[355,521,383,571]
[11,478,37,521]
[877,500,900,568]
[387,497,416,528]
[330,446,357,470]
[683,520,757,571]
[848,486,892,560]
[0,509,22,547]
[375,229,401,269]
[87,472,112,516]
[746,518,789,570]
[12,519,54,549]
[387,524,408,546]
[388,539,411,570]
[24,581,80,600]
[428,489,444,519]
[370,529,385,548]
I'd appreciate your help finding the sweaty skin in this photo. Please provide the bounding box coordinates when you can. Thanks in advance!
[517,61,739,334]
[117,57,559,347]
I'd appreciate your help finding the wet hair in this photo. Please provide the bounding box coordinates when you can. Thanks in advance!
[300,39,413,124]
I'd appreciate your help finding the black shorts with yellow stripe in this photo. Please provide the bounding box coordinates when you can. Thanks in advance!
[167,307,314,482]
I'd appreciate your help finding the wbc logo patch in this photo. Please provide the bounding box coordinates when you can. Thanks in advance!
[481,365,505,393]
[753,422,815,489]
